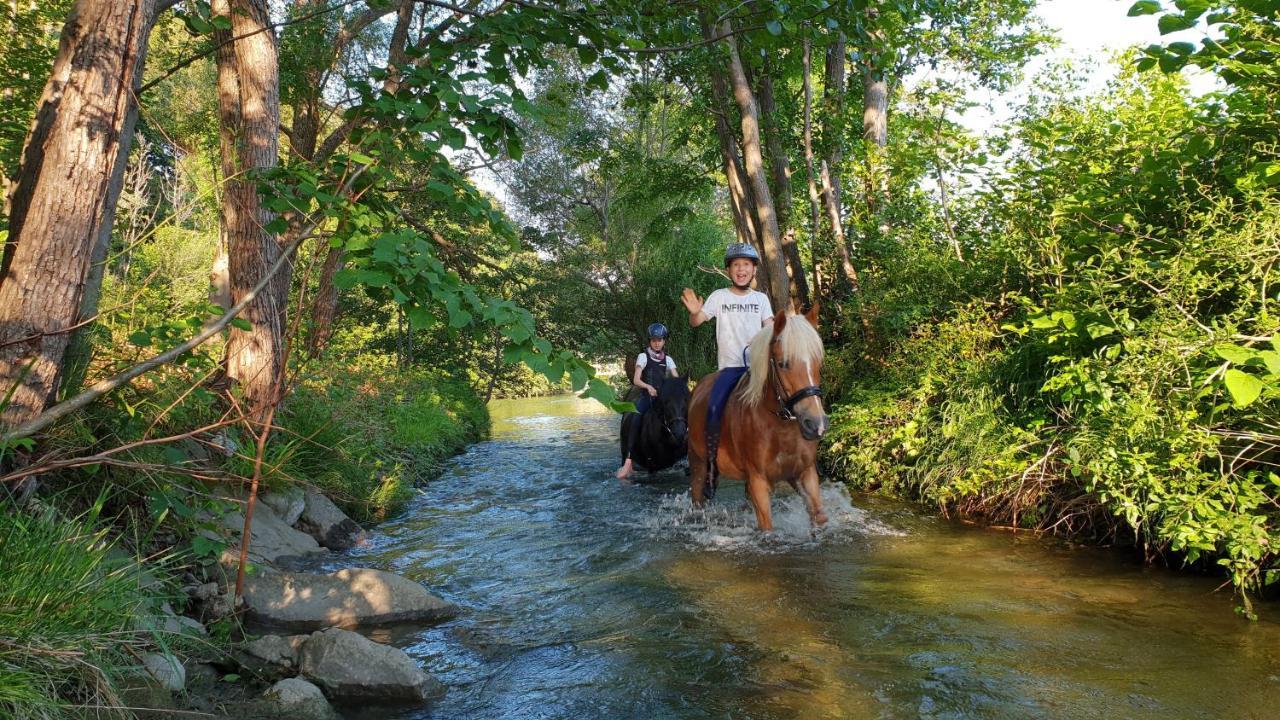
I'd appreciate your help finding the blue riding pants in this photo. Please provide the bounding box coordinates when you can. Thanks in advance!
[705,366,747,468]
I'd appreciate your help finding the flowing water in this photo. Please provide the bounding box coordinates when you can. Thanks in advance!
[334,394,1280,719]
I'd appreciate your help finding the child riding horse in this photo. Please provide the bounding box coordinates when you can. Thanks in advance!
[617,375,690,476]
[687,307,829,531]
[617,323,681,479]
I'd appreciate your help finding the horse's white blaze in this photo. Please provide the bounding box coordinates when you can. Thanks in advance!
[803,360,825,417]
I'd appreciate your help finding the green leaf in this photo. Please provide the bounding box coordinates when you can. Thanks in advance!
[1224,369,1264,408]
[447,307,473,328]
[1158,13,1194,34]
[128,330,152,347]
[229,317,252,331]
[579,377,621,411]
[406,306,432,329]
[1259,351,1280,375]
[1213,344,1258,365]
[183,14,215,35]
[577,45,598,64]
[1127,0,1162,15]
[355,269,392,287]
[585,69,608,92]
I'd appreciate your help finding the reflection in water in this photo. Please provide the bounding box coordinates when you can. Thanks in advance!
[336,394,1280,720]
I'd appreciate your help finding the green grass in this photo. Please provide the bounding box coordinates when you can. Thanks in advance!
[0,498,169,719]
[264,359,490,522]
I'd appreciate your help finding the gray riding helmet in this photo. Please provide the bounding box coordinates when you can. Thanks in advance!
[724,242,760,267]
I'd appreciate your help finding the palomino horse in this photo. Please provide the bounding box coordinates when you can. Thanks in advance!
[687,307,830,531]
[618,375,690,475]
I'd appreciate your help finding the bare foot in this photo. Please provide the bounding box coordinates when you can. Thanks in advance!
[615,459,633,480]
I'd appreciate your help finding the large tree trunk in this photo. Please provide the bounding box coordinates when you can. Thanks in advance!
[0,0,167,428]
[209,12,239,321]
[862,69,888,147]
[214,0,285,420]
[757,56,810,310]
[720,20,788,311]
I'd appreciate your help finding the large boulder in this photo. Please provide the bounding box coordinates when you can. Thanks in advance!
[262,678,340,719]
[299,628,444,702]
[242,568,458,630]
[218,500,326,567]
[260,486,306,527]
[297,489,363,550]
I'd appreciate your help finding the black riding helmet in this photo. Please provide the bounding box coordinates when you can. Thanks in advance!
[647,323,670,340]
[724,242,760,267]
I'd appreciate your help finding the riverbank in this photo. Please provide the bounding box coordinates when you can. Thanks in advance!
[0,361,490,719]
[818,299,1278,616]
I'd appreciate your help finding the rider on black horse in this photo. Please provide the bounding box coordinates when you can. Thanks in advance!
[615,323,680,480]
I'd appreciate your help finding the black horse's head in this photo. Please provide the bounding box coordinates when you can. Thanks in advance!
[657,376,690,446]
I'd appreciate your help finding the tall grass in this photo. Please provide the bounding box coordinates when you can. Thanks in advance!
[0,499,165,719]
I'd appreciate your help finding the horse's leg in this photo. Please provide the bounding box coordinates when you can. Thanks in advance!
[746,473,774,532]
[690,455,707,507]
[798,466,828,526]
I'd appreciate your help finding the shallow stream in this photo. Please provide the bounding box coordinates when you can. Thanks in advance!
[335,394,1280,719]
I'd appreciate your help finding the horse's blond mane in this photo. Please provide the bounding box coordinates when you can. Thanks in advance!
[738,314,824,407]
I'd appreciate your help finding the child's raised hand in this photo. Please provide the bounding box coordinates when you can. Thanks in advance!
[681,288,702,315]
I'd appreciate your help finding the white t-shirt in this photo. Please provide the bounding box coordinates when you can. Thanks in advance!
[635,353,677,376]
[703,288,773,369]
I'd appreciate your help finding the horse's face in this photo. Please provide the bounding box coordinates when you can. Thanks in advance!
[770,309,829,442]
[658,377,690,446]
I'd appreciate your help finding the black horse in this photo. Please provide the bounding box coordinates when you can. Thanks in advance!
[618,376,690,475]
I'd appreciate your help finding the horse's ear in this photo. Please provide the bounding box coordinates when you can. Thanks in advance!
[772,309,788,338]
[804,301,820,329]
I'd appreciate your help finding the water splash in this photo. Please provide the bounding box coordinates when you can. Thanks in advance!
[634,482,903,552]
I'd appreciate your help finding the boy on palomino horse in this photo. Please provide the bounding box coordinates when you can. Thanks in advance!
[680,243,774,487]
[616,323,680,479]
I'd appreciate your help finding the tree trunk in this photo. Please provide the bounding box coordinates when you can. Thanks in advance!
[305,243,343,358]
[214,0,285,421]
[862,69,888,147]
[758,55,809,310]
[699,11,760,256]
[822,160,861,296]
[822,35,846,223]
[720,19,788,311]
[209,12,238,321]
[819,34,868,305]
[0,0,165,428]
[802,37,822,303]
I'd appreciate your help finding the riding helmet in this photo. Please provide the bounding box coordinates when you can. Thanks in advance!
[647,323,670,340]
[724,242,760,267]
